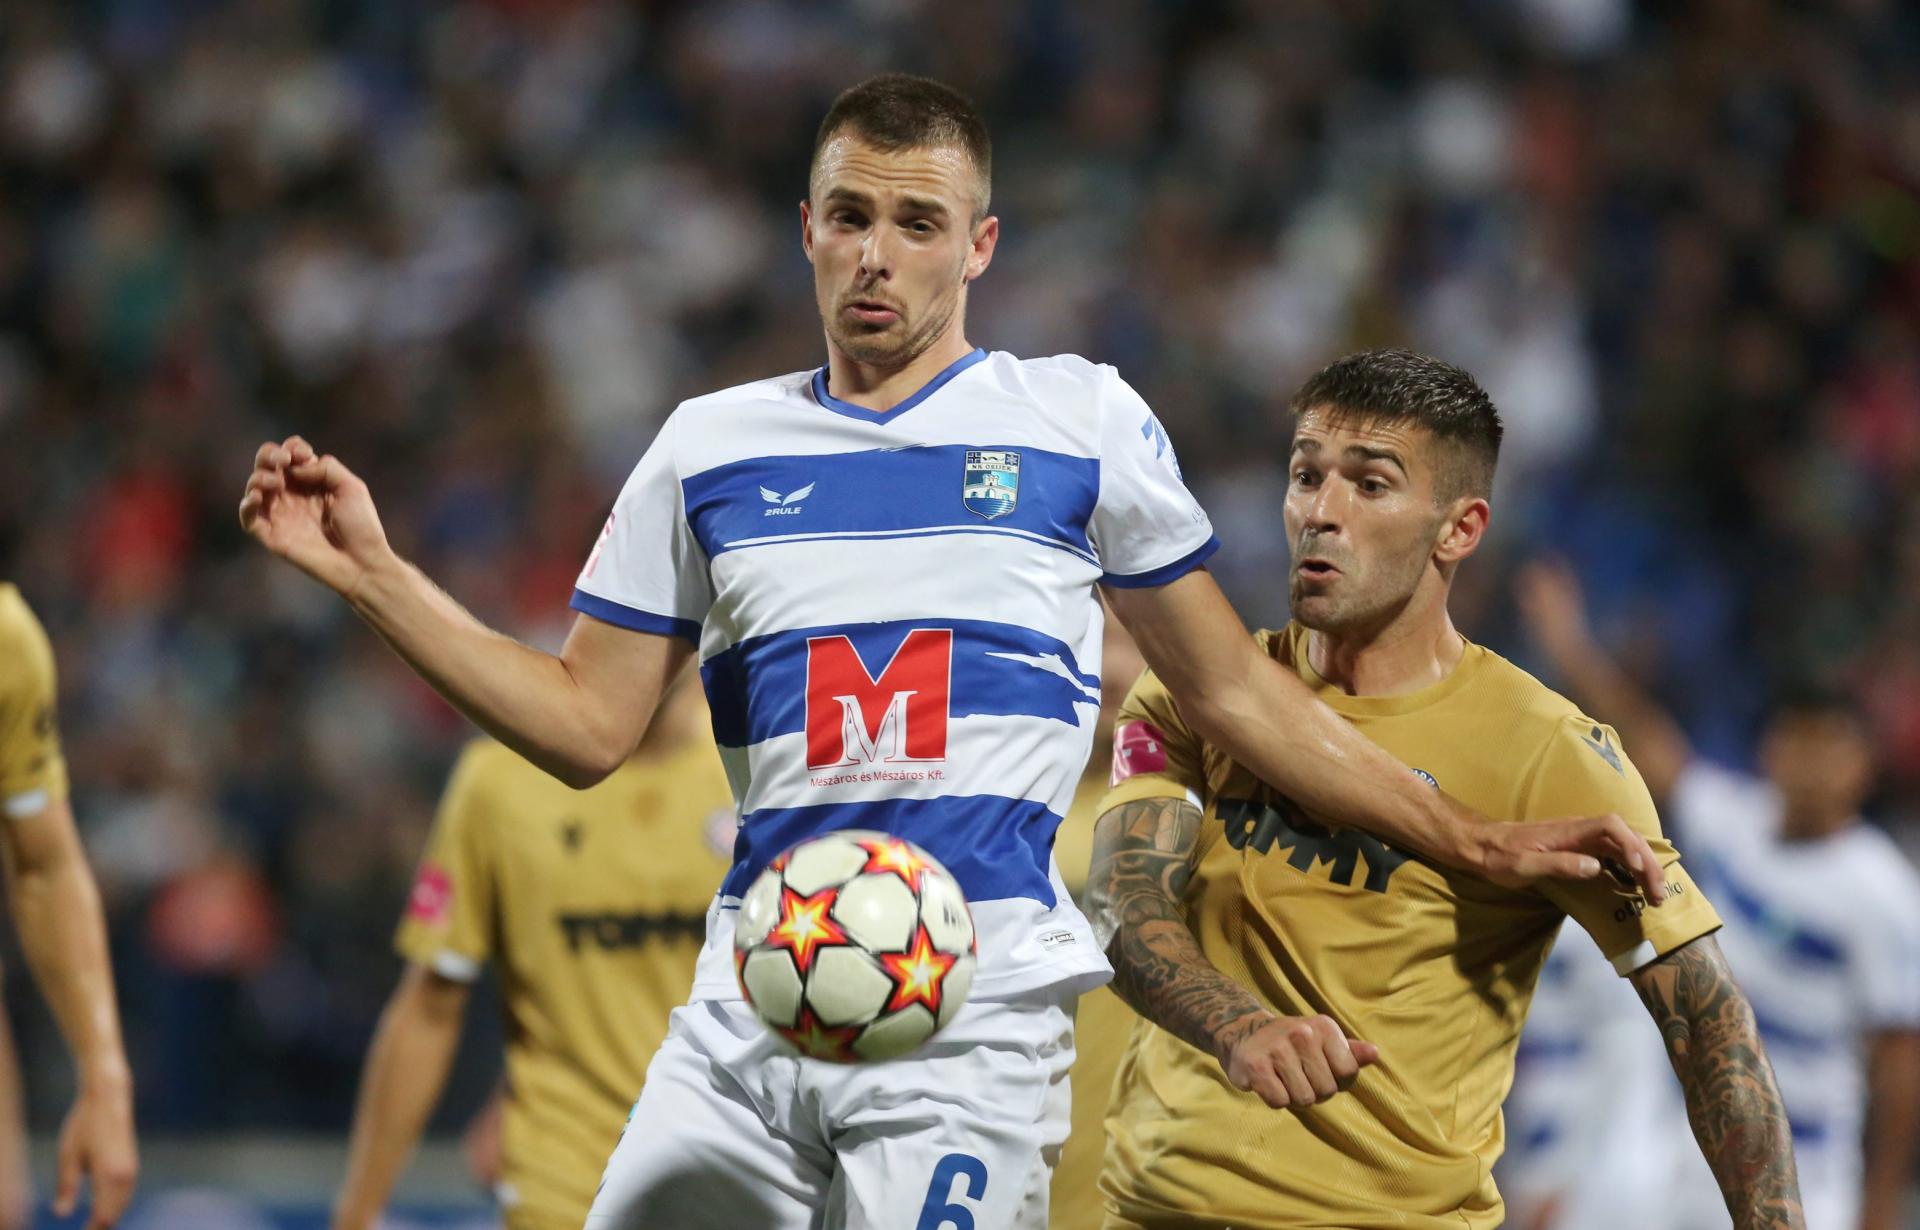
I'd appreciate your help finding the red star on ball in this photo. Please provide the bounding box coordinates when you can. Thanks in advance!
[857,836,934,891]
[764,885,848,973]
[777,1008,864,1062]
[879,925,958,1016]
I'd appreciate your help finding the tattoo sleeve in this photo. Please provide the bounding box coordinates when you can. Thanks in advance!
[1630,935,1805,1230]
[1086,797,1272,1064]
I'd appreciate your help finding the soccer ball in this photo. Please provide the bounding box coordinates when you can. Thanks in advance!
[734,830,976,1062]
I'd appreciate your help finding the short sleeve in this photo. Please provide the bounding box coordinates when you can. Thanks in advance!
[394,742,500,980]
[1851,861,1920,1030]
[1526,717,1723,975]
[0,600,69,820]
[1097,668,1209,814]
[1088,368,1219,586]
[571,413,712,641]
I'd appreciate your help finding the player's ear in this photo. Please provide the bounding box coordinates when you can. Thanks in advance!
[1434,495,1490,565]
[800,199,815,264]
[965,214,998,282]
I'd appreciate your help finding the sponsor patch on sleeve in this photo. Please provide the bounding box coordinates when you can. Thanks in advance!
[407,862,453,926]
[1111,720,1171,785]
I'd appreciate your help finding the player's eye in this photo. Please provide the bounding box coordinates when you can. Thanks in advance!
[1291,468,1317,487]
[832,210,865,227]
[1360,477,1389,494]
[906,220,935,235]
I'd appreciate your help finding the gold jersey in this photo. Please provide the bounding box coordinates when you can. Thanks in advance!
[0,585,68,821]
[1096,625,1723,1230]
[1051,769,1139,1230]
[395,736,735,1230]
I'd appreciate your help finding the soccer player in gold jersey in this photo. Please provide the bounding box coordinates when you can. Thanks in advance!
[0,586,138,1230]
[332,674,733,1230]
[1087,350,1803,1230]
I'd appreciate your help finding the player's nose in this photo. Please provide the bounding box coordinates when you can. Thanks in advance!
[858,228,894,279]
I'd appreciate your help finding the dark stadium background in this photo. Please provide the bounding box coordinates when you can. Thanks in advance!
[1,0,1916,1224]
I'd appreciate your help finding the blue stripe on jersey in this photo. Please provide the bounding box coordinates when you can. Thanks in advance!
[680,444,1099,561]
[1100,534,1221,588]
[809,347,988,426]
[719,794,1060,906]
[1692,852,1847,967]
[700,617,1100,750]
[1750,1002,1830,1053]
[570,589,702,642]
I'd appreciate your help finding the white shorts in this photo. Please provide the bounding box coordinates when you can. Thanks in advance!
[586,989,1077,1230]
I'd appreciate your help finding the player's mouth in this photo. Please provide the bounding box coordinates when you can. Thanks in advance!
[846,299,901,326]
[1296,558,1341,582]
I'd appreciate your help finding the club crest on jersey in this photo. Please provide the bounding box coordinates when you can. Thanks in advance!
[962,450,1020,520]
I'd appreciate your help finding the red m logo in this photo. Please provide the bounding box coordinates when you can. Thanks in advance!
[804,629,952,769]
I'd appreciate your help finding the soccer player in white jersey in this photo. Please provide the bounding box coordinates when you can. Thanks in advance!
[1519,561,1920,1230]
[239,75,1667,1229]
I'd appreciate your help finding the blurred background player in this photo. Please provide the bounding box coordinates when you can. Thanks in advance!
[1049,609,1146,1230]
[1087,350,1797,1230]
[1496,923,1675,1230]
[0,584,138,1229]
[332,671,733,1230]
[1517,561,1920,1230]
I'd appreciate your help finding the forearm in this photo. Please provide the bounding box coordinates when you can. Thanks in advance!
[1634,939,1803,1229]
[1860,1032,1920,1230]
[347,552,631,786]
[1088,797,1272,1063]
[6,824,128,1086]
[1181,654,1476,870]
[334,978,466,1230]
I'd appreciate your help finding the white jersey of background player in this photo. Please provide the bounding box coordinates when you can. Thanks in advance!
[1519,563,1920,1230]
[1499,920,1676,1230]
[1662,751,1920,1230]
[239,75,1666,1230]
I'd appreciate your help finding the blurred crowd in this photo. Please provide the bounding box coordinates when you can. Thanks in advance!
[1,0,1917,1132]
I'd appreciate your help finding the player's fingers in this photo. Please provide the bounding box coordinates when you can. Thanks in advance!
[1518,849,1602,881]
[287,453,346,490]
[284,435,315,464]
[1232,1055,1290,1109]
[51,1140,79,1216]
[88,1166,134,1230]
[1317,1023,1361,1086]
[1351,1039,1382,1068]
[253,441,283,470]
[238,491,261,531]
[1612,820,1666,904]
[1270,1045,1318,1107]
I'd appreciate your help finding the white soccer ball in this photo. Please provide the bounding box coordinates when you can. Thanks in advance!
[734,829,976,1062]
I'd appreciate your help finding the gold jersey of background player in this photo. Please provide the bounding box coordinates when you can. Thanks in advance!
[392,716,733,1229]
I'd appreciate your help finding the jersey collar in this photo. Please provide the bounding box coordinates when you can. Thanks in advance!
[809,347,988,426]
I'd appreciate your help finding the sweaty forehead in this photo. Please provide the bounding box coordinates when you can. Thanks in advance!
[812,135,979,209]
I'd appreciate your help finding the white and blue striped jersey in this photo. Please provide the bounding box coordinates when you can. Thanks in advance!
[1662,761,1920,1230]
[572,348,1218,1002]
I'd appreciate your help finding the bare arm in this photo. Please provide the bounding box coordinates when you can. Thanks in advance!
[240,438,690,787]
[1515,560,1692,802]
[1859,1030,1920,1230]
[332,965,472,1230]
[1103,571,1665,897]
[0,797,136,1230]
[0,1013,31,1230]
[1085,796,1378,1109]
[1629,936,1803,1229]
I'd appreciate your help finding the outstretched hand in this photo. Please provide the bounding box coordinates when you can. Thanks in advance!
[238,437,392,597]
[1478,811,1667,904]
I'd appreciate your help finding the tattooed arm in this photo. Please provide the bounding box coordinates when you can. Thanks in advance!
[1629,936,1803,1229]
[1086,796,1378,1109]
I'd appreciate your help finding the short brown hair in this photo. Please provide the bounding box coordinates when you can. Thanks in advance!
[811,74,992,218]
[1290,349,1504,501]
